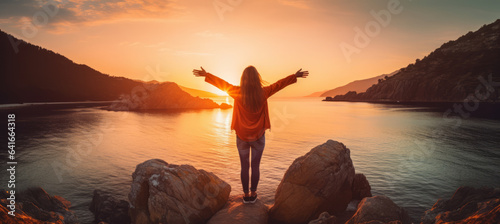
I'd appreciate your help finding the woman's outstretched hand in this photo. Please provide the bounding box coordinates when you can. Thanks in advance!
[193,67,208,77]
[295,69,309,78]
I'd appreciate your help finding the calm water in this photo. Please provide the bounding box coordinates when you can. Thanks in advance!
[1,98,499,223]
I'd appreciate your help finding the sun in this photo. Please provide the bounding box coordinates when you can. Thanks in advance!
[213,88,229,96]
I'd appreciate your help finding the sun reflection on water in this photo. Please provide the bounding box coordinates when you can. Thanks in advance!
[212,109,232,147]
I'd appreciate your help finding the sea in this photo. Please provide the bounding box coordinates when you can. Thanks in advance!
[1,97,499,223]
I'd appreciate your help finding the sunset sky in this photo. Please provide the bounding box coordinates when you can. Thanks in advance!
[1,0,499,96]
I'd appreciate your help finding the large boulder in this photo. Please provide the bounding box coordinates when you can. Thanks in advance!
[207,195,269,224]
[90,190,130,224]
[269,140,355,224]
[128,159,231,224]
[421,186,500,224]
[346,195,410,224]
[0,187,78,224]
[351,173,372,200]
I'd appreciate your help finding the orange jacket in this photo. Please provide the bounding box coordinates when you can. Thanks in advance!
[205,73,297,141]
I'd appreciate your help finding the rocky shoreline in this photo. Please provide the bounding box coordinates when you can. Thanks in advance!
[322,99,500,119]
[2,140,499,223]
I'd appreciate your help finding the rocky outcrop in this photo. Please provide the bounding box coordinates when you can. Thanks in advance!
[90,190,130,224]
[0,187,78,224]
[108,82,231,111]
[421,186,500,224]
[128,159,231,224]
[308,212,336,224]
[346,195,410,224]
[269,140,355,224]
[207,195,269,224]
[351,174,372,200]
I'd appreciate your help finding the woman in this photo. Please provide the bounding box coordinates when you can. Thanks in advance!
[193,66,308,203]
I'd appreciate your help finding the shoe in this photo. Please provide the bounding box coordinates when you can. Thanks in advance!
[242,195,252,204]
[248,193,257,203]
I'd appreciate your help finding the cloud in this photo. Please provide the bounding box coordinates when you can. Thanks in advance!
[0,0,183,32]
[0,0,40,18]
[71,0,181,22]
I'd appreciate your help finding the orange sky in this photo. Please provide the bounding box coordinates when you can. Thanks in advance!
[1,0,499,96]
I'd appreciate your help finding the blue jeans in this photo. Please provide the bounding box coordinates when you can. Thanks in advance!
[236,134,265,194]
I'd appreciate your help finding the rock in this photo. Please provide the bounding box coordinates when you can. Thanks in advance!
[0,187,78,224]
[331,200,360,224]
[207,195,269,224]
[129,159,231,224]
[269,140,355,224]
[346,195,410,224]
[308,212,336,224]
[220,103,232,109]
[0,204,39,224]
[90,190,130,224]
[20,201,55,221]
[421,186,500,224]
[107,82,231,111]
[351,173,372,200]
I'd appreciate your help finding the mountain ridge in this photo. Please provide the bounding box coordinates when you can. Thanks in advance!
[308,70,399,97]
[0,29,226,108]
[329,19,500,103]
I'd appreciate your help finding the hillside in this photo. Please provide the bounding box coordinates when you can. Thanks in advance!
[0,30,141,103]
[306,90,328,97]
[179,85,220,97]
[0,30,228,109]
[309,70,399,97]
[331,19,500,103]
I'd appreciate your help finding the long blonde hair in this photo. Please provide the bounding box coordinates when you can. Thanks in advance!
[240,66,265,112]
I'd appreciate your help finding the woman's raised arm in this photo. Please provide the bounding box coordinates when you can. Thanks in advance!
[193,67,208,77]
[193,66,237,95]
[294,68,309,78]
[264,69,309,98]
